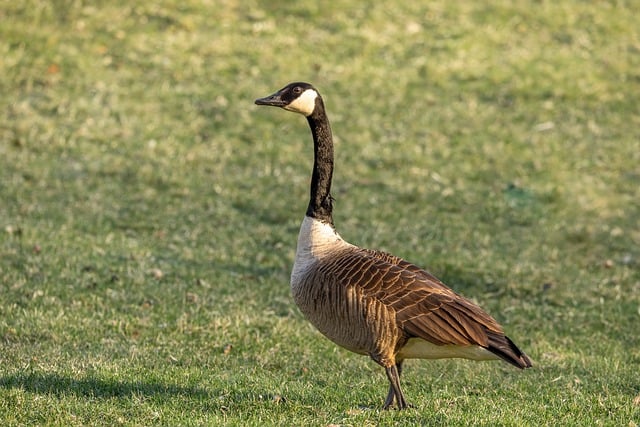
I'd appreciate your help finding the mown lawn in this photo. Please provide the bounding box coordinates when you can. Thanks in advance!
[1,1,639,425]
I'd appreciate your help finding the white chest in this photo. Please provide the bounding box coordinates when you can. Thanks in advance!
[290,216,351,288]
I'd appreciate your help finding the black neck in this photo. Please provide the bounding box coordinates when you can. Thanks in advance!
[305,98,334,225]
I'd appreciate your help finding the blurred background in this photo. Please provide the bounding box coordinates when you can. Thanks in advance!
[1,1,639,425]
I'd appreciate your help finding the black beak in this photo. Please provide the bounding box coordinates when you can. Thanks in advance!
[255,90,287,107]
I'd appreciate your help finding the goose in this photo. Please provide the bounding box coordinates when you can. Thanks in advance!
[255,82,532,410]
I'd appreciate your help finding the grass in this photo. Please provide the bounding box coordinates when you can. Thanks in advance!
[1,0,639,425]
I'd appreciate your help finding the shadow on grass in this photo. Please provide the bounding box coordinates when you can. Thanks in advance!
[0,372,210,399]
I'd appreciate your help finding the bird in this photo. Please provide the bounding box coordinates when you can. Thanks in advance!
[254,82,532,410]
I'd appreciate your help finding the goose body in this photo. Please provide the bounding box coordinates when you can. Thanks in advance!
[255,82,531,409]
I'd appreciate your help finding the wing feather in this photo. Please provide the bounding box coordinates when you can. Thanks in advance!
[326,248,501,346]
[315,247,530,367]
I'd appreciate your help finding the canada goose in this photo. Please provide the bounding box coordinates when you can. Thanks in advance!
[255,82,532,410]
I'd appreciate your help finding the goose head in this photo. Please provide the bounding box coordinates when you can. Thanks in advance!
[255,82,320,117]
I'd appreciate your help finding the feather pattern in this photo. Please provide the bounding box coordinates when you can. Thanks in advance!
[256,82,531,409]
[292,235,530,368]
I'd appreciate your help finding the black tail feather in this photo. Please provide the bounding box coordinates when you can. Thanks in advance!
[486,331,532,369]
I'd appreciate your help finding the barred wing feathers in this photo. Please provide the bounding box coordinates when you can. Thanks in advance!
[321,247,531,369]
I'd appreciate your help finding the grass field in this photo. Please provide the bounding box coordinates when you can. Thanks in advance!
[1,0,639,425]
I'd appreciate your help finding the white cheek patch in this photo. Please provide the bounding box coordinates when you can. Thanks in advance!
[284,89,318,116]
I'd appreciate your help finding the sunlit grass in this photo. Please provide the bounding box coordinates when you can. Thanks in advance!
[1,0,639,425]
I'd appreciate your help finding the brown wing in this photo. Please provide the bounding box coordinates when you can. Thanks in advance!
[360,248,451,292]
[360,249,501,344]
[331,248,531,368]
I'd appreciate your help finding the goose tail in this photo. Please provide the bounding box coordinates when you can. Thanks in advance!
[486,331,532,369]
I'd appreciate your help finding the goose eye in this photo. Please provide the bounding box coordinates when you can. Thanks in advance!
[293,86,302,94]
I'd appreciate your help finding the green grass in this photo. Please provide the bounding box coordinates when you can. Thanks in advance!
[1,0,639,425]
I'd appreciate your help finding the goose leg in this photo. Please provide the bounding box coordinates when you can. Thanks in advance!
[382,361,403,409]
[383,362,408,410]
[383,381,394,409]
